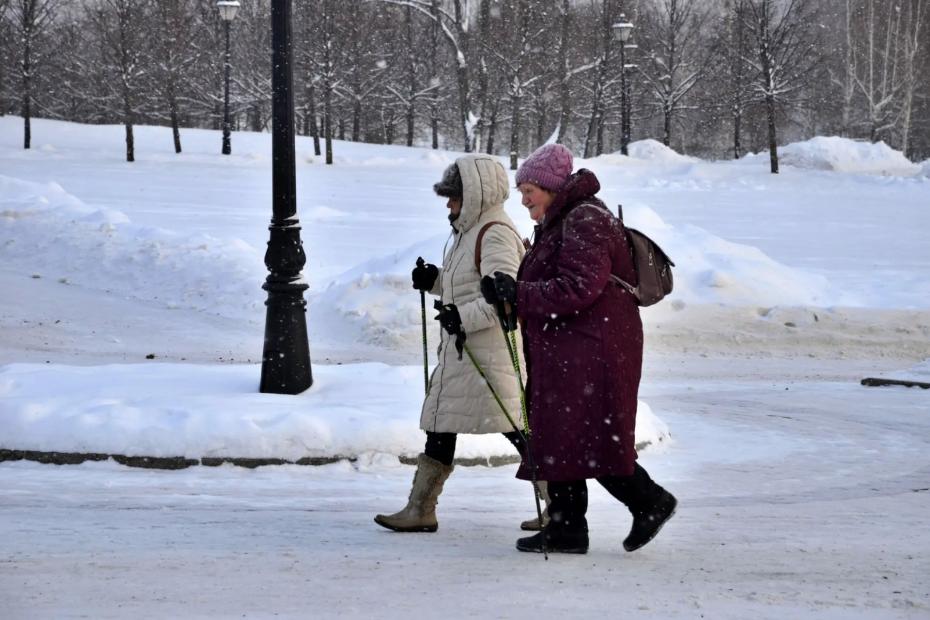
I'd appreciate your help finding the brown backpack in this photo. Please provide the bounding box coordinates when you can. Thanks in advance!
[611,205,675,307]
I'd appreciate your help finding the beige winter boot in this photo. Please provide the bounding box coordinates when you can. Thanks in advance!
[520,481,551,531]
[374,453,454,532]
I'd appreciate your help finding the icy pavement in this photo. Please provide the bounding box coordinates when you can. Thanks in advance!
[2,369,928,619]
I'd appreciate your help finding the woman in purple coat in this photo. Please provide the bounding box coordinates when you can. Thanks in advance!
[482,144,676,554]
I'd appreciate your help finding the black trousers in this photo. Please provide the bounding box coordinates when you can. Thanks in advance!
[424,430,527,466]
[547,463,664,530]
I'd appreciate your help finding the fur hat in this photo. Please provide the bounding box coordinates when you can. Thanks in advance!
[515,144,574,192]
[433,163,463,198]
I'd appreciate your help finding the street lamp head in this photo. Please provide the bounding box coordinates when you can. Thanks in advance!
[217,0,241,22]
[612,13,634,43]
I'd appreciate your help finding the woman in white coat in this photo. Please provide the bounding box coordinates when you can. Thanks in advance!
[375,155,529,533]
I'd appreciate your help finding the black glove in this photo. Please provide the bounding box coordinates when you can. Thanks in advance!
[480,275,499,305]
[492,271,518,306]
[412,257,439,291]
[482,272,519,332]
[433,301,463,336]
[434,301,466,360]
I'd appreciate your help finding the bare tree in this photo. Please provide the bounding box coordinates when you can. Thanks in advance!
[743,0,820,173]
[488,0,541,169]
[852,0,907,142]
[715,0,754,158]
[896,0,927,156]
[317,0,338,163]
[379,0,476,151]
[229,0,271,133]
[0,0,11,115]
[151,0,198,153]
[582,0,620,158]
[638,0,711,148]
[12,0,57,148]
[89,0,147,162]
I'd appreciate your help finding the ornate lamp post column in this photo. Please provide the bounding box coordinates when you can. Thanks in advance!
[612,14,634,156]
[218,0,240,155]
[260,0,313,394]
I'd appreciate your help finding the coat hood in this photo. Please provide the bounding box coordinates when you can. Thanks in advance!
[453,155,510,233]
[541,168,602,230]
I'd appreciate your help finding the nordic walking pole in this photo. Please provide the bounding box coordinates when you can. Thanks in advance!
[495,298,547,560]
[461,342,521,434]
[416,257,429,395]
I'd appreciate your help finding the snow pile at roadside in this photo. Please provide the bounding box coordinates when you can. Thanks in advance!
[0,175,266,322]
[775,136,920,175]
[595,139,697,166]
[920,159,930,178]
[626,139,698,164]
[310,204,836,351]
[0,362,670,460]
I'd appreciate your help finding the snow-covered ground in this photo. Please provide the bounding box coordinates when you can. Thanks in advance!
[1,117,929,618]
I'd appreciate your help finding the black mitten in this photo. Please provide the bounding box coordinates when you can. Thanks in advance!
[492,272,518,305]
[480,275,498,305]
[434,302,463,336]
[412,257,439,291]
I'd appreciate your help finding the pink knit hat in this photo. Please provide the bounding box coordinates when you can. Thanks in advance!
[515,144,574,192]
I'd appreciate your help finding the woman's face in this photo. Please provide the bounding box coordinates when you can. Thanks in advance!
[518,183,555,222]
[446,196,462,222]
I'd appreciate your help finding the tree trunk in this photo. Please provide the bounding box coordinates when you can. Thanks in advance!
[583,84,601,158]
[765,94,778,174]
[324,86,333,165]
[22,30,31,150]
[509,96,522,170]
[307,81,321,156]
[168,83,182,154]
[170,107,182,154]
[663,105,672,147]
[431,111,439,150]
[733,102,742,160]
[556,0,571,143]
[536,102,546,147]
[404,5,416,147]
[456,62,472,152]
[486,103,498,155]
[352,99,361,142]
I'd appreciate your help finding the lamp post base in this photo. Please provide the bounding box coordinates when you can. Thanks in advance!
[260,281,312,394]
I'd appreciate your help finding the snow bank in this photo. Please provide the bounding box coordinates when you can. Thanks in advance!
[593,139,697,166]
[306,203,836,352]
[775,136,920,176]
[626,139,698,163]
[630,203,836,308]
[0,362,670,461]
[920,159,930,178]
[309,235,448,353]
[0,174,266,322]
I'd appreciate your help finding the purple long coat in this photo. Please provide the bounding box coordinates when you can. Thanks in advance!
[515,169,643,482]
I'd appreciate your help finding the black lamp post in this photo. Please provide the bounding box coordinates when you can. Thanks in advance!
[260,0,313,394]
[613,14,634,156]
[218,0,240,155]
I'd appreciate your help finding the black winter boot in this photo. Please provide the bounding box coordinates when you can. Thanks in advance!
[598,464,677,552]
[516,522,589,554]
[622,488,677,552]
[517,480,589,554]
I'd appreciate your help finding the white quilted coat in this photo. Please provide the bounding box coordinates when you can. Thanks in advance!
[420,155,527,434]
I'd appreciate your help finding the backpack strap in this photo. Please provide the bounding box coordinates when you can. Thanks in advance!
[474,221,523,273]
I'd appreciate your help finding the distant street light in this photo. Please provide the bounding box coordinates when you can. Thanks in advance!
[612,14,635,156]
[260,0,313,395]
[218,0,240,155]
